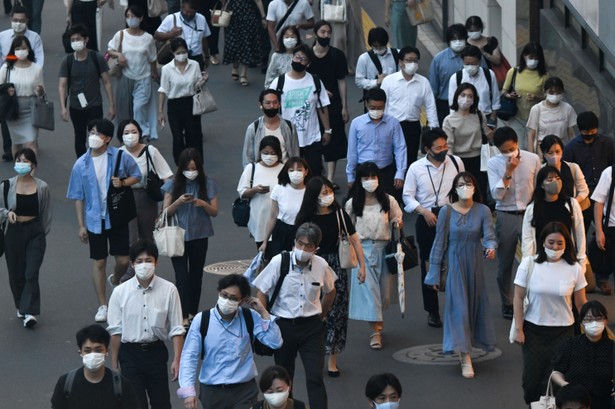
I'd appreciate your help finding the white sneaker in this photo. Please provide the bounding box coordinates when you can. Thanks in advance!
[24,315,37,328]
[17,310,24,319]
[95,305,108,322]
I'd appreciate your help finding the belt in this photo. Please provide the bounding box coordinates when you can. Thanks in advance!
[278,315,321,324]
[123,340,163,351]
[205,380,254,389]
[497,210,525,216]
[400,120,420,124]
[14,217,39,225]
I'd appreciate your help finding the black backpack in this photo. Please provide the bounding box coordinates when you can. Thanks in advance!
[64,368,123,407]
[455,67,493,108]
[275,74,323,114]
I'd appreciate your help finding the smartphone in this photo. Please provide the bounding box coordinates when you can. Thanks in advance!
[487,124,496,130]
[262,185,270,192]
[183,194,194,200]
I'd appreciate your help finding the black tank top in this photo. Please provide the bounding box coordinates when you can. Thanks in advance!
[15,192,39,217]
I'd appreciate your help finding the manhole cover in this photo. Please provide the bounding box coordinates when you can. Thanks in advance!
[393,344,502,365]
[203,260,252,276]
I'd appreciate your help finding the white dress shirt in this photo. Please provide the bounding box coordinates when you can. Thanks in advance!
[158,59,201,99]
[355,48,398,90]
[380,71,439,127]
[0,29,44,67]
[448,68,501,114]
[107,275,185,342]
[157,12,211,56]
[486,150,541,211]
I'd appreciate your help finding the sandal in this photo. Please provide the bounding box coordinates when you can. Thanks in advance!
[460,354,474,378]
[231,69,239,81]
[369,332,382,350]
[239,76,249,87]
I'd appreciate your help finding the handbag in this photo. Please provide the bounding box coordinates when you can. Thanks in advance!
[106,30,124,78]
[509,257,535,343]
[0,69,19,122]
[322,0,346,23]
[530,372,556,409]
[62,23,73,54]
[385,224,418,273]
[154,208,185,257]
[32,93,55,131]
[107,150,137,227]
[232,163,254,227]
[406,0,434,26]
[156,14,177,65]
[147,0,167,18]
[144,146,164,202]
[210,1,232,27]
[192,85,218,115]
[497,68,518,120]
[336,209,358,269]
[478,112,499,171]
[438,205,452,291]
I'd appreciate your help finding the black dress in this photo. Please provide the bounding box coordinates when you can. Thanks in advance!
[223,0,262,66]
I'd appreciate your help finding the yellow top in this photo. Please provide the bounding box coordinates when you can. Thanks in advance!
[502,68,548,120]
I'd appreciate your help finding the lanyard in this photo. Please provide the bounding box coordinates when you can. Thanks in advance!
[426,163,446,207]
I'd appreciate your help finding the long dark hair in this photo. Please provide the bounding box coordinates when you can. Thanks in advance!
[540,135,574,197]
[276,25,302,53]
[449,82,479,113]
[171,148,207,201]
[447,172,482,203]
[7,36,36,68]
[530,166,566,228]
[519,41,547,76]
[348,162,390,217]
[295,176,339,227]
[535,221,577,264]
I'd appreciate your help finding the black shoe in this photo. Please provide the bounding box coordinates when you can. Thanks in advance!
[2,153,12,162]
[502,305,514,320]
[327,370,340,378]
[427,312,442,328]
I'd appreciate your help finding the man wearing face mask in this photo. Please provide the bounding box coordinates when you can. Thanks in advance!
[242,89,300,167]
[51,324,140,409]
[355,28,399,103]
[254,223,337,409]
[403,128,464,328]
[67,119,141,323]
[107,239,185,409]
[177,274,283,409]
[381,46,438,167]
[486,127,541,319]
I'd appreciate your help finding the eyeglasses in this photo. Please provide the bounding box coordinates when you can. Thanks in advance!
[582,316,604,323]
[292,55,308,63]
[219,292,241,302]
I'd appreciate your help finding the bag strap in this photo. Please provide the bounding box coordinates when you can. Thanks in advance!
[63,368,79,399]
[113,150,123,178]
[2,179,8,209]
[275,0,299,33]
[145,146,157,175]
[483,67,493,108]
[604,165,615,229]
[447,154,459,172]
[508,67,517,93]
[199,310,211,360]
[267,251,290,311]
[118,30,124,53]
[442,205,452,258]
[249,162,255,188]
[525,256,535,299]
[241,306,255,352]
[367,50,383,75]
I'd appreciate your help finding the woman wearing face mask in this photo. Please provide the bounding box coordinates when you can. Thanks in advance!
[237,136,285,249]
[251,365,307,409]
[118,119,173,247]
[551,300,615,409]
[107,5,159,141]
[259,157,311,260]
[158,37,208,165]
[264,26,302,88]
[162,148,219,328]
[465,16,502,68]
[0,36,44,157]
[527,77,577,155]
[0,148,51,328]
[425,172,497,379]
[513,221,587,405]
[295,176,365,377]
[346,162,402,350]
[364,372,402,409]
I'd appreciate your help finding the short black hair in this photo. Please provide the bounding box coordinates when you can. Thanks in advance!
[217,274,251,298]
[368,27,389,46]
[258,135,283,160]
[421,128,447,153]
[461,45,482,60]
[88,118,114,138]
[446,23,467,42]
[10,4,28,17]
[313,19,331,34]
[544,76,565,93]
[465,15,483,31]
[171,37,188,53]
[365,373,402,400]
[259,365,291,392]
[181,0,199,9]
[13,147,37,166]
[577,111,599,131]
[493,126,518,147]
[67,24,90,39]
[129,239,159,262]
[117,119,143,143]
[448,171,482,203]
[364,87,387,103]
[292,44,314,63]
[259,89,280,104]
[579,300,608,322]
[398,46,420,61]
[76,324,110,349]
[555,383,590,409]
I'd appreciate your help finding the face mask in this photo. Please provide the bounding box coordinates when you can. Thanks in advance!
[126,17,141,28]
[217,295,240,315]
[123,133,139,148]
[316,36,330,47]
[467,31,481,40]
[11,21,26,33]
[544,247,565,260]
[183,170,198,180]
[263,107,279,118]
[430,149,448,162]
[449,40,466,53]
[457,96,473,110]
[181,12,194,22]
[14,49,28,60]
[464,64,480,76]
[583,321,605,337]
[456,185,474,200]
[14,162,31,176]
[361,179,378,193]
[134,262,155,281]
[264,390,290,407]
[283,37,297,49]
[88,135,104,150]
[526,58,539,69]
[543,179,562,195]
[501,149,517,158]
[261,154,278,166]
[71,40,86,52]
[546,94,563,104]
[373,401,400,409]
[545,154,561,167]
[288,170,304,185]
[294,247,314,263]
[582,133,596,142]
[372,47,386,56]
[318,193,334,208]
[175,52,188,63]
[368,109,384,120]
[82,352,106,371]
[291,61,307,73]
[403,62,418,76]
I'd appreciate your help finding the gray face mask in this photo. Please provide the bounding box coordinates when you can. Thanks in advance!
[543,179,562,195]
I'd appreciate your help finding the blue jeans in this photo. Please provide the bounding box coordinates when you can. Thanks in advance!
[22,0,44,33]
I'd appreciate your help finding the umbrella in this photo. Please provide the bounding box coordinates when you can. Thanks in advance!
[395,235,406,318]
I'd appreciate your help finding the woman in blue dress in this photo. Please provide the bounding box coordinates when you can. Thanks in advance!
[425,171,497,379]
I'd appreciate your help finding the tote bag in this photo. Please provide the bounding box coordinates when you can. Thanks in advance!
[406,0,434,26]
[193,85,218,115]
[322,0,346,23]
[336,210,358,269]
[32,93,55,131]
[107,150,137,227]
[154,209,185,257]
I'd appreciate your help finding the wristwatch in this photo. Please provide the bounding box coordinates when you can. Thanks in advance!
[504,175,512,180]
[324,129,332,134]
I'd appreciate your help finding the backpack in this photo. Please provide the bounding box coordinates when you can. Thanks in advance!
[366,48,399,75]
[456,67,493,109]
[66,50,102,92]
[275,74,323,114]
[64,368,123,407]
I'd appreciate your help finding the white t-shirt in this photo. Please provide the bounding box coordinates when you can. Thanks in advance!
[270,73,330,147]
[270,183,305,225]
[263,124,288,161]
[266,0,314,36]
[591,166,615,227]
[514,257,586,326]
[120,145,174,189]
[157,12,211,56]
[107,30,157,80]
[526,101,577,144]
[91,153,109,216]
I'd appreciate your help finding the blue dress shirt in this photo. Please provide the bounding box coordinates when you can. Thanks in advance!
[428,47,488,101]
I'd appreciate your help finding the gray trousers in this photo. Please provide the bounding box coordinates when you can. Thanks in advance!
[199,379,258,409]
[495,211,523,306]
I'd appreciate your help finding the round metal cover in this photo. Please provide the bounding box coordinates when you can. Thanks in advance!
[393,344,502,365]
[203,260,252,276]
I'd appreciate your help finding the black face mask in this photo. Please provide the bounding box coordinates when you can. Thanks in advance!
[181,13,194,22]
[263,108,279,118]
[581,133,596,142]
[291,61,307,73]
[316,36,330,47]
[430,149,448,162]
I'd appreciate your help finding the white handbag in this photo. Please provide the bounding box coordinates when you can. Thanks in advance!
[154,209,185,257]
[336,210,358,269]
[480,142,500,171]
[530,373,556,409]
[509,257,535,343]
[193,85,218,115]
[210,1,232,27]
[322,0,346,23]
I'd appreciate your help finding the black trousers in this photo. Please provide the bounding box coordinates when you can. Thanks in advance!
[119,341,171,409]
[199,0,220,56]
[300,140,323,177]
[399,120,421,167]
[171,237,208,318]
[2,121,11,157]
[167,96,203,165]
[70,105,103,158]
[5,219,46,315]
[71,0,98,51]
[460,155,488,204]
[415,216,439,314]
[435,98,450,127]
[275,316,328,409]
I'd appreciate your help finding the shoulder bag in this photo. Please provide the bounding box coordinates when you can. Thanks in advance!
[211,1,233,27]
[385,224,418,273]
[509,256,535,343]
[193,85,218,115]
[0,68,18,122]
[336,209,358,269]
[32,92,55,131]
[275,0,299,32]
[154,208,185,257]
[497,68,518,120]
[322,0,346,23]
[530,371,556,409]
[232,163,255,227]
[156,14,177,65]
[144,146,164,202]
[107,150,137,227]
[106,30,124,78]
[438,204,452,291]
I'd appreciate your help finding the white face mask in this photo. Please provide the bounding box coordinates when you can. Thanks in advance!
[264,390,290,407]
[318,193,334,208]
[174,52,188,63]
[373,401,400,409]
[449,40,466,53]
[294,247,314,263]
[467,31,481,40]
[368,109,384,120]
[464,64,480,76]
[123,133,139,148]
[82,352,106,371]
[544,247,565,260]
[546,94,563,104]
[288,170,305,185]
[501,149,517,158]
[134,262,155,281]
[11,21,26,33]
[14,49,28,60]
[183,170,199,180]
[71,40,86,52]
[456,185,474,200]
[282,37,297,49]
[457,96,473,110]
[526,58,539,69]
[403,62,418,76]
[261,154,278,166]
[372,47,387,56]
[217,295,239,315]
[583,321,605,337]
[88,135,104,150]
[362,179,378,193]
[126,17,141,28]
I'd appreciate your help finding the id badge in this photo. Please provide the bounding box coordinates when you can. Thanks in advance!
[77,92,88,108]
